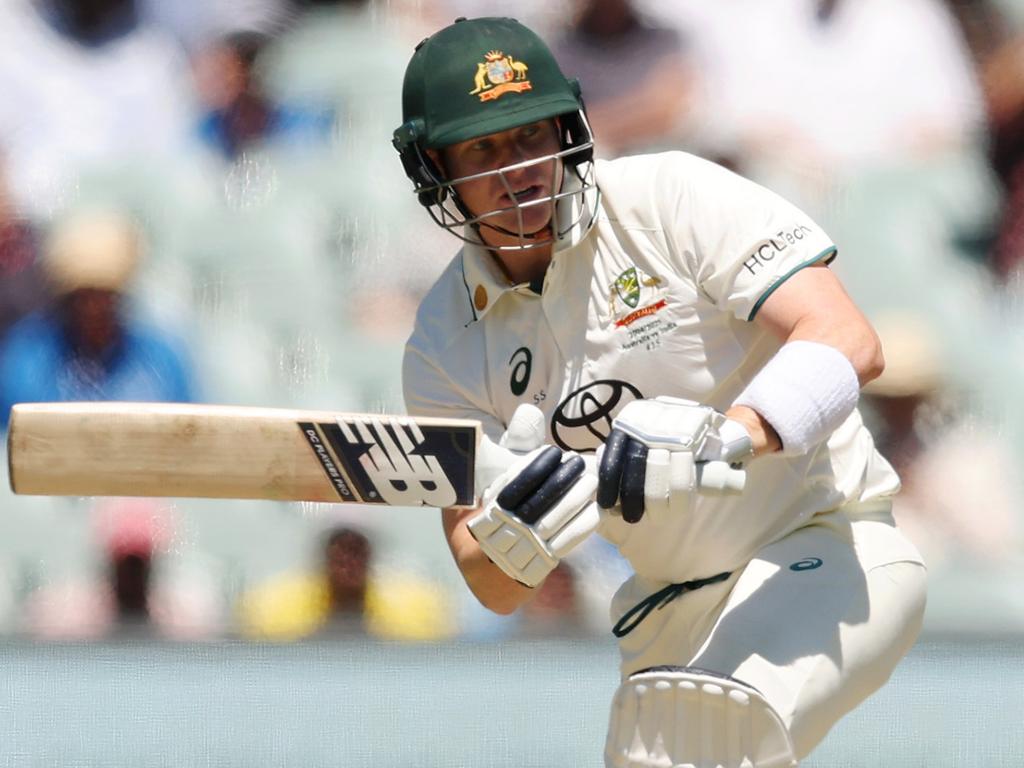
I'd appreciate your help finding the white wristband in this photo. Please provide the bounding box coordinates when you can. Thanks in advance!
[733,340,859,456]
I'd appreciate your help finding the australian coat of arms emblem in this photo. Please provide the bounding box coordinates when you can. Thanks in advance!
[470,51,531,102]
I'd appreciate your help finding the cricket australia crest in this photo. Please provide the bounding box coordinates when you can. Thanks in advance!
[609,266,663,315]
[470,50,531,101]
[613,267,645,310]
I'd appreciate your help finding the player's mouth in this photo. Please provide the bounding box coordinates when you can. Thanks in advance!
[503,184,546,204]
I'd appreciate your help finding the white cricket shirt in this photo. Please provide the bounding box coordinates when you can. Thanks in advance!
[404,152,901,583]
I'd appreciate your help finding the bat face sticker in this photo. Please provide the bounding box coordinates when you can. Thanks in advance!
[301,416,476,508]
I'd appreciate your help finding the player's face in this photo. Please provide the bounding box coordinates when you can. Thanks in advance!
[438,120,564,243]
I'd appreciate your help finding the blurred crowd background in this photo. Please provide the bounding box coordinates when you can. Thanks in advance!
[1,0,1024,646]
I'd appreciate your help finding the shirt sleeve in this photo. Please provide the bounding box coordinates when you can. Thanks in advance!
[666,154,837,321]
[402,344,505,442]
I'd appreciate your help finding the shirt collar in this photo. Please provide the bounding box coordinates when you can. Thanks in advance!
[460,240,516,322]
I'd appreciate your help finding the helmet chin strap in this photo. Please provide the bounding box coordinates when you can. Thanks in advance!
[473,219,551,243]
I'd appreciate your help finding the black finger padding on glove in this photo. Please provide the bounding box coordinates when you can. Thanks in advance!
[597,428,649,524]
[597,429,628,510]
[493,445,557,506]
[495,447,586,526]
[513,454,585,525]
[496,445,564,510]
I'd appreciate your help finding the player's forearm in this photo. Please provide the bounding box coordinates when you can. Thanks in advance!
[786,315,884,387]
[442,507,535,615]
[730,327,873,457]
[753,265,885,387]
[732,265,883,457]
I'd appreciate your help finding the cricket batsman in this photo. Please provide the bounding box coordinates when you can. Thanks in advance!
[394,16,926,767]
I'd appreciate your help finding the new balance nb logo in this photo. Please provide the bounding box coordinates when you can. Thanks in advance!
[336,417,459,507]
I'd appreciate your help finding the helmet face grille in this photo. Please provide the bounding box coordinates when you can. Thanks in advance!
[408,112,598,253]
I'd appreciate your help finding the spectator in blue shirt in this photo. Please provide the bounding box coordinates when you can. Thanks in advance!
[0,209,196,429]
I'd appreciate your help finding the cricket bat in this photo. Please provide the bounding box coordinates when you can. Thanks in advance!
[6,402,485,509]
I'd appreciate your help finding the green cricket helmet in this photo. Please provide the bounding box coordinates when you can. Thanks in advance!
[392,16,597,252]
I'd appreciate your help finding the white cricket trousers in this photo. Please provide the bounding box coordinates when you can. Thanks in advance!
[610,507,927,759]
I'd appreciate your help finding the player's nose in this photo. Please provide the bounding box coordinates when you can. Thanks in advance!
[501,154,546,190]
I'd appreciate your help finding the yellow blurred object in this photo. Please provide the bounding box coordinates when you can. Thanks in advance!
[364,576,457,642]
[43,210,141,295]
[237,573,331,642]
[237,571,457,642]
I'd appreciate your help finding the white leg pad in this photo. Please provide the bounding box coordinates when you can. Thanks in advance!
[604,666,798,768]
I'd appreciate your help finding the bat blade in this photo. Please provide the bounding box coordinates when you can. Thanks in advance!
[6,402,480,508]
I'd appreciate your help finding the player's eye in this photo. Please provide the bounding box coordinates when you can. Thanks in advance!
[520,123,546,142]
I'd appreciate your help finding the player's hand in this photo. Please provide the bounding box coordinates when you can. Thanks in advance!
[597,397,752,524]
[468,405,600,588]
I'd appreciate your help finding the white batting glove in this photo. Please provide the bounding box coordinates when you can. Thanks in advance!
[473,403,549,500]
[597,397,752,523]
[468,405,600,588]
